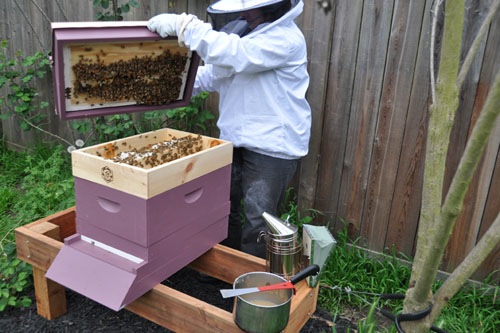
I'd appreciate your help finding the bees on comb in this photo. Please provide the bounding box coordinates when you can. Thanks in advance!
[71,48,188,106]
[95,135,204,169]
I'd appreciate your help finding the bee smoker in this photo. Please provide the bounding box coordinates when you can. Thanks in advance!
[259,212,303,279]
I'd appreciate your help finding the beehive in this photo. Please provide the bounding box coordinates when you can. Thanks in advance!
[46,128,233,310]
[51,22,200,119]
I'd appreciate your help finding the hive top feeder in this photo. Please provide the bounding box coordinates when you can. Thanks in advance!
[51,21,200,120]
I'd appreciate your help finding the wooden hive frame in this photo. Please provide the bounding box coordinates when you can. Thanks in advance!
[52,22,200,120]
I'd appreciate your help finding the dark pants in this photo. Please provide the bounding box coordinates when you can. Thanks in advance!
[221,148,298,258]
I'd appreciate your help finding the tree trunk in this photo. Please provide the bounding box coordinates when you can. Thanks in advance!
[401,0,500,331]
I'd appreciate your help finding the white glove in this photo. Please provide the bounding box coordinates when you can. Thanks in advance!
[147,13,179,38]
[147,13,197,46]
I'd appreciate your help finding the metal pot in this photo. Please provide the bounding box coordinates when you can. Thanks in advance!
[232,265,319,333]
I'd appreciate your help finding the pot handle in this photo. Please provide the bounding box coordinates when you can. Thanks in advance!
[290,264,320,285]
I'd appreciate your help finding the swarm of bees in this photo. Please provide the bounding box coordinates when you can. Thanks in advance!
[70,49,188,106]
[96,134,204,169]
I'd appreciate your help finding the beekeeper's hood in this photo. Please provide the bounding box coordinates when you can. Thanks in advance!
[207,0,300,32]
[208,0,292,14]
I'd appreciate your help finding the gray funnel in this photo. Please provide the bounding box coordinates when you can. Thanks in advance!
[262,212,298,237]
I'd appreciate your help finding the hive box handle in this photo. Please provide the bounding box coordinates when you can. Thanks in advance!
[184,187,203,203]
[97,197,121,213]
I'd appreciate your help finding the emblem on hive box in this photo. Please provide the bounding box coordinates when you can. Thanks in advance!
[101,166,114,183]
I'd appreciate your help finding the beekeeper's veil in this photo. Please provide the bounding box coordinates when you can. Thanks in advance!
[207,0,293,35]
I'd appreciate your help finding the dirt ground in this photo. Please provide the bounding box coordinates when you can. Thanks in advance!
[1,267,358,333]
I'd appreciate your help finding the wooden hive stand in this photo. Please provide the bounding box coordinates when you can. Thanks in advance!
[15,207,319,332]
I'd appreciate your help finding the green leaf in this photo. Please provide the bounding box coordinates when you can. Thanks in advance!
[20,121,31,131]
[22,74,33,83]
[0,298,8,312]
[20,297,32,307]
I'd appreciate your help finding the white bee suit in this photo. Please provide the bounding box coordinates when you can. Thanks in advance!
[186,0,311,160]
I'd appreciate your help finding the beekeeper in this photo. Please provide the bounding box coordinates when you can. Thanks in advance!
[148,0,311,258]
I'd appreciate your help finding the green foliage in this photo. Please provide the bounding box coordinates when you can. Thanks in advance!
[70,92,214,145]
[280,188,317,232]
[71,114,137,143]
[0,142,74,312]
[317,223,498,332]
[357,302,378,333]
[93,0,139,21]
[0,39,50,130]
[165,91,216,132]
[0,243,32,311]
[14,145,75,218]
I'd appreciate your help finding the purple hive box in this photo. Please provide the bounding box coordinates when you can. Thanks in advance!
[46,128,233,310]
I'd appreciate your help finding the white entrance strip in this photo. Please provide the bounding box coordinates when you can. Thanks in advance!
[80,235,144,264]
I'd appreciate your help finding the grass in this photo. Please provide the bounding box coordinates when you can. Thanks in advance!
[0,141,74,249]
[316,225,499,332]
[0,140,498,332]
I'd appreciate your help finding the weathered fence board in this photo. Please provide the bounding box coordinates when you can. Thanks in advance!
[297,0,336,214]
[385,0,433,256]
[337,0,395,245]
[314,0,364,234]
[1,0,498,281]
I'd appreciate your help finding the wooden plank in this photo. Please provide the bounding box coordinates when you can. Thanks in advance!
[18,222,67,319]
[188,244,266,284]
[313,0,364,230]
[45,206,77,240]
[33,267,67,320]
[476,148,500,282]
[30,222,61,241]
[385,0,433,255]
[360,1,427,251]
[286,280,319,332]
[296,0,335,213]
[332,1,394,239]
[15,226,63,270]
[126,284,241,332]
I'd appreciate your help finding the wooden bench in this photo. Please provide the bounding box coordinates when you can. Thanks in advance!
[15,207,319,332]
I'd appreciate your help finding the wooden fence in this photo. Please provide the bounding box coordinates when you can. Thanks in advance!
[1,0,498,281]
